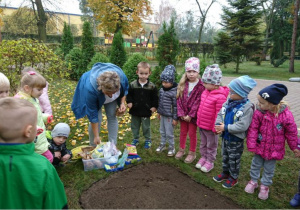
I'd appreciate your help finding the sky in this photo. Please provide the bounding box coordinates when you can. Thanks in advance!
[0,0,228,28]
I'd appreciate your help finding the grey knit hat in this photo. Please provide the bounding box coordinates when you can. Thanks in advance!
[202,64,222,85]
[160,65,176,83]
[51,123,70,138]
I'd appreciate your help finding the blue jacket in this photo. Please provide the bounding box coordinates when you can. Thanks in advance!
[71,63,129,123]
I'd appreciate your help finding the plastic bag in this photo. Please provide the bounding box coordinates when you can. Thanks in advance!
[103,142,119,158]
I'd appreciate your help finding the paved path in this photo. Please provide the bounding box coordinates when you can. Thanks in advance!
[222,77,300,128]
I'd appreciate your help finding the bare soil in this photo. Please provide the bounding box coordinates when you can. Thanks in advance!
[80,163,241,209]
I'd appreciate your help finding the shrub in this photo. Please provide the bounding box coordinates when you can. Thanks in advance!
[65,47,84,80]
[110,30,127,68]
[61,22,74,57]
[87,53,109,70]
[149,66,162,88]
[0,39,68,93]
[123,53,148,83]
[271,56,288,67]
[81,21,95,70]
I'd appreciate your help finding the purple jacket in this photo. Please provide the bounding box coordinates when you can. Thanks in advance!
[247,105,298,160]
[177,80,205,124]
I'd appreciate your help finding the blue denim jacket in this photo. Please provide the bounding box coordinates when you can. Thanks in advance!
[71,62,129,123]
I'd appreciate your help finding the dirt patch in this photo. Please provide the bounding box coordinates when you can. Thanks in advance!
[80,163,241,209]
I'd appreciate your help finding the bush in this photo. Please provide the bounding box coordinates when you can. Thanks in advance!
[110,30,127,68]
[87,53,109,70]
[65,47,84,80]
[123,53,148,83]
[0,39,68,93]
[61,22,74,57]
[149,66,162,88]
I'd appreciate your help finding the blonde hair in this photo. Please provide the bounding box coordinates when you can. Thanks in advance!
[137,62,151,72]
[176,72,200,98]
[21,71,46,89]
[259,95,289,117]
[0,72,10,88]
[97,71,120,92]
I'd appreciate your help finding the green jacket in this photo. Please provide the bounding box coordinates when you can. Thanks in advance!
[15,91,50,154]
[0,143,68,209]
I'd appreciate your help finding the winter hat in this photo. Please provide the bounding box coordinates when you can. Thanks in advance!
[258,83,288,105]
[185,57,200,73]
[51,123,70,138]
[201,64,222,85]
[228,75,257,98]
[160,65,176,83]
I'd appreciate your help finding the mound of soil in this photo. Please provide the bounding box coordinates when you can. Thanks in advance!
[80,163,241,209]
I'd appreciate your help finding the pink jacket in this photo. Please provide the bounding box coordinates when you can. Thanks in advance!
[196,86,229,131]
[39,82,52,115]
[177,80,205,125]
[247,105,298,160]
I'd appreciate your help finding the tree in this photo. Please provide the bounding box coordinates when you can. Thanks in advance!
[154,0,174,26]
[81,21,95,70]
[87,0,152,35]
[79,0,99,36]
[61,22,74,57]
[289,0,300,73]
[214,31,232,68]
[31,0,48,42]
[195,0,216,45]
[221,0,263,72]
[110,30,127,68]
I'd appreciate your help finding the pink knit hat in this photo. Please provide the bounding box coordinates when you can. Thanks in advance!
[185,57,200,73]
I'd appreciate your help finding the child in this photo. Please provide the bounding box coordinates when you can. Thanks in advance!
[48,123,72,166]
[22,67,52,115]
[214,75,257,188]
[14,71,53,162]
[245,84,299,200]
[0,97,68,209]
[176,57,205,163]
[156,65,178,156]
[126,62,158,149]
[290,138,300,207]
[196,64,229,172]
[0,72,10,98]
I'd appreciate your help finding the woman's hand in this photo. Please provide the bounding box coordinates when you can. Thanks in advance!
[118,103,126,113]
[94,136,101,145]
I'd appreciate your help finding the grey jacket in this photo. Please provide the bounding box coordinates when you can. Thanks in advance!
[216,99,254,140]
[157,84,178,120]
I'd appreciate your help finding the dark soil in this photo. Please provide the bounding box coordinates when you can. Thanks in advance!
[80,163,241,209]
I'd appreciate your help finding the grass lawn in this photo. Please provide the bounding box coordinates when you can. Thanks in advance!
[51,60,300,209]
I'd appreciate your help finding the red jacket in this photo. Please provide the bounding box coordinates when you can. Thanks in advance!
[197,86,229,131]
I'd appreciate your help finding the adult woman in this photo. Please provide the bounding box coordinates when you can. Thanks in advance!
[71,63,129,146]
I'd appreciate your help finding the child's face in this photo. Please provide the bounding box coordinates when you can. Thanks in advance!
[30,87,43,98]
[162,81,173,88]
[0,85,10,98]
[229,88,243,100]
[53,136,67,145]
[203,82,217,91]
[257,95,273,111]
[136,67,151,83]
[186,70,199,82]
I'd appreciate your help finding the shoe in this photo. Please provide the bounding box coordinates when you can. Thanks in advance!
[245,180,258,194]
[195,157,206,169]
[258,184,269,200]
[131,139,139,146]
[144,140,152,149]
[184,151,196,163]
[156,144,166,153]
[222,177,238,189]
[167,147,175,157]
[290,193,300,207]
[201,161,214,173]
[213,172,229,182]
[175,148,185,159]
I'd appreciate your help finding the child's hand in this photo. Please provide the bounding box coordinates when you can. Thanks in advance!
[54,151,61,159]
[293,149,300,158]
[215,123,225,133]
[47,115,53,124]
[150,107,156,113]
[185,116,191,122]
[127,103,133,109]
[61,154,71,162]
[172,120,178,126]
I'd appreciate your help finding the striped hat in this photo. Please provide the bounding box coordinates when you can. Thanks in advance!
[228,75,257,98]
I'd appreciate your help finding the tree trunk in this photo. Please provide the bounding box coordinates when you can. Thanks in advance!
[35,0,47,42]
[262,0,276,59]
[289,0,300,73]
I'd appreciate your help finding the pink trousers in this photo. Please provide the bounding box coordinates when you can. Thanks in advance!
[179,121,198,152]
